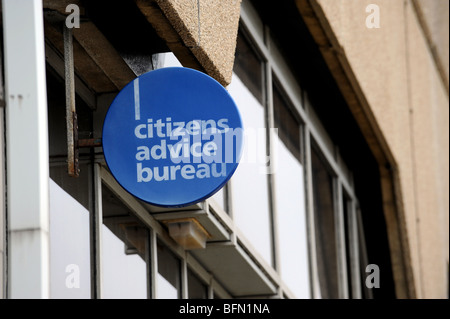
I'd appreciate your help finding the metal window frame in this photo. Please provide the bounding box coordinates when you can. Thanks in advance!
[90,162,103,298]
[0,43,5,299]
[348,198,363,299]
[264,26,281,278]
[0,80,5,301]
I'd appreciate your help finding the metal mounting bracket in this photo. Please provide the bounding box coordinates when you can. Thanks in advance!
[64,25,101,177]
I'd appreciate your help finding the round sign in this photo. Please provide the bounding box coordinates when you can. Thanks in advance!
[102,67,243,207]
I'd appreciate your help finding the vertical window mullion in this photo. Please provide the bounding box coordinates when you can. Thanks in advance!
[349,199,362,299]
[0,106,5,299]
[149,228,158,299]
[181,256,188,299]
[91,162,103,299]
[145,235,150,299]
[264,27,280,275]
[224,182,233,218]
[334,179,349,299]
[230,28,272,265]
[304,128,321,299]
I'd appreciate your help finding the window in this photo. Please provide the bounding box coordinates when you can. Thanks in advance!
[357,207,373,299]
[272,81,310,298]
[342,193,354,298]
[49,179,91,298]
[156,240,181,299]
[188,269,208,299]
[233,33,264,104]
[229,30,272,266]
[47,67,93,299]
[310,146,339,299]
[101,185,149,299]
[230,0,380,298]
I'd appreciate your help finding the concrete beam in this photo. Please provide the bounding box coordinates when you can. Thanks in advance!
[2,0,50,299]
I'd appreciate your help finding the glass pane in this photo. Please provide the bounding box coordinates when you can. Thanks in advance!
[157,240,181,299]
[229,73,272,265]
[188,269,207,299]
[311,147,339,299]
[50,164,90,210]
[49,178,91,299]
[47,64,93,299]
[234,31,263,104]
[102,185,148,299]
[211,187,225,212]
[273,84,301,162]
[273,84,310,298]
[102,225,148,299]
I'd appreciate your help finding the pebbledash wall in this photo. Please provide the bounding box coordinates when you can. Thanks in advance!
[0,0,448,299]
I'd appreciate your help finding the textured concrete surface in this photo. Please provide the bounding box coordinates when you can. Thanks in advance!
[156,0,200,47]
[154,0,242,86]
[407,1,449,297]
[413,0,449,92]
[313,0,449,298]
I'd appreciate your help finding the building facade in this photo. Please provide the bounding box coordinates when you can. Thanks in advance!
[0,0,448,299]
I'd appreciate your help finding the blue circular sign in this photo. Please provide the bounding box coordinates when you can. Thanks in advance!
[102,67,243,207]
